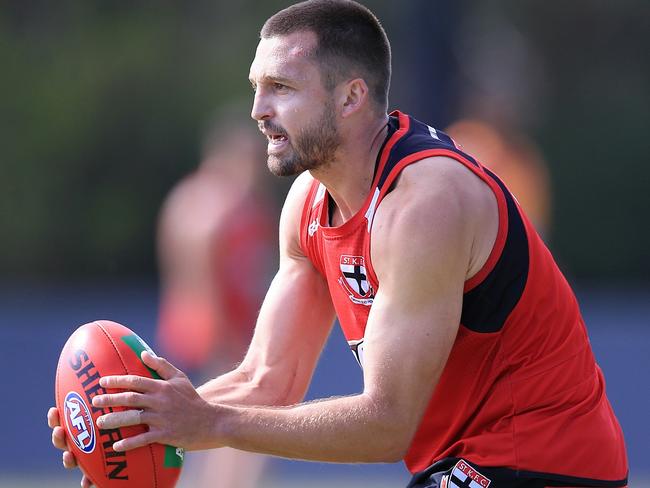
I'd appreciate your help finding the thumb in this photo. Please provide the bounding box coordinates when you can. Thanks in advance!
[141,350,182,381]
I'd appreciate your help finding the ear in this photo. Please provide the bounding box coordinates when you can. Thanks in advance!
[339,78,369,118]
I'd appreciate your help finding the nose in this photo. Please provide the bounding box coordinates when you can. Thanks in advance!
[251,90,272,122]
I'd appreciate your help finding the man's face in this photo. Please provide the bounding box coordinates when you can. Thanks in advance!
[249,31,342,176]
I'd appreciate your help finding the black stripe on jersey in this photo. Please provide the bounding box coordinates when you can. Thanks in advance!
[376,115,529,333]
[373,115,399,181]
[460,168,529,333]
[377,116,465,190]
[409,457,628,488]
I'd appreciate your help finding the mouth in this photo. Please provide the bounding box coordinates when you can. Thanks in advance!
[260,125,290,153]
[267,133,288,145]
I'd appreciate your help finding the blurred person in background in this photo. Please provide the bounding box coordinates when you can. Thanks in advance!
[446,120,551,237]
[49,2,628,487]
[446,7,552,237]
[156,111,276,488]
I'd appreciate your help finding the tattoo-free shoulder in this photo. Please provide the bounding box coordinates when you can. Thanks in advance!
[279,171,318,258]
[371,155,499,282]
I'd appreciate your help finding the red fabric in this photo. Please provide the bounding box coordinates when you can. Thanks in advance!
[298,112,627,482]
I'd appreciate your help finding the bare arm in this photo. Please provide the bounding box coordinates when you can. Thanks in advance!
[94,158,497,463]
[50,171,335,475]
[195,171,335,407]
[208,158,481,462]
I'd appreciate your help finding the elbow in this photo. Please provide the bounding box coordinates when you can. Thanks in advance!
[376,445,409,464]
[387,436,412,462]
[357,429,411,463]
[361,396,416,463]
[371,429,412,463]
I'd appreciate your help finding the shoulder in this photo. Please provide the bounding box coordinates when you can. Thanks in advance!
[371,156,498,282]
[280,171,316,229]
[394,155,493,207]
[284,171,316,209]
[375,155,492,232]
[279,171,317,257]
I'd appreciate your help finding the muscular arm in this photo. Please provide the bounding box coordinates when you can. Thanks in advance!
[204,158,493,462]
[57,172,335,462]
[196,258,335,407]
[197,171,336,407]
[95,158,496,463]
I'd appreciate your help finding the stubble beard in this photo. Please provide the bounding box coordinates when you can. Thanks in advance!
[267,100,341,177]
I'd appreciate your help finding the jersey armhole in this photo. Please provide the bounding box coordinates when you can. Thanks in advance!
[459,159,509,293]
[364,149,509,293]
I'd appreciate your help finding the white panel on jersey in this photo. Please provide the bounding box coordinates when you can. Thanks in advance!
[313,183,326,208]
[364,187,381,232]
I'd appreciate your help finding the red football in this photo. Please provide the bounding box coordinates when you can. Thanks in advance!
[55,320,183,488]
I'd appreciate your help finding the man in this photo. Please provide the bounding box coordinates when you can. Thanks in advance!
[48,1,628,487]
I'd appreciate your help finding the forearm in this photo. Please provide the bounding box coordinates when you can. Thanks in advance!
[215,392,408,463]
[196,368,293,407]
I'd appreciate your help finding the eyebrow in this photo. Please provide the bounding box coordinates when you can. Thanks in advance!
[249,74,296,86]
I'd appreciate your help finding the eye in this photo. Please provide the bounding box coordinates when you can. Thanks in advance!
[273,82,289,92]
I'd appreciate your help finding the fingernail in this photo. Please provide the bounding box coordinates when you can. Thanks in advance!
[99,377,107,387]
[113,441,123,451]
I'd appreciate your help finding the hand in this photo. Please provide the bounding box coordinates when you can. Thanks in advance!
[47,407,94,488]
[92,351,219,452]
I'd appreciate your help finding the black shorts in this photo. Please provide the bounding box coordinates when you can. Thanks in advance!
[406,458,628,488]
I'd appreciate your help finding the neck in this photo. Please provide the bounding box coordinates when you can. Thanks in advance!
[310,113,389,224]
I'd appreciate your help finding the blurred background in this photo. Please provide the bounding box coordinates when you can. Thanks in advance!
[1,0,648,486]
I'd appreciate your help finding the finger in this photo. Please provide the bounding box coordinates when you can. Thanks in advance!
[52,426,68,450]
[92,391,150,410]
[141,351,182,381]
[97,409,143,430]
[78,465,94,488]
[99,374,157,392]
[62,450,78,469]
[113,430,159,452]
[47,406,60,428]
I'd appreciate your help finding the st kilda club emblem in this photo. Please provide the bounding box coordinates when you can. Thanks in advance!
[338,255,374,305]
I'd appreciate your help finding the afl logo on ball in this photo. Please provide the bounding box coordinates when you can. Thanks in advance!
[64,391,96,454]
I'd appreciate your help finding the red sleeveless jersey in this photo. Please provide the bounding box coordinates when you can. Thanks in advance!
[299,111,627,486]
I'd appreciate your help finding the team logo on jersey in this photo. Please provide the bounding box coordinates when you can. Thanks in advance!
[338,255,374,305]
[445,460,491,488]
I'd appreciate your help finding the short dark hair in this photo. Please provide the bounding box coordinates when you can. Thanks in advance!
[261,0,391,113]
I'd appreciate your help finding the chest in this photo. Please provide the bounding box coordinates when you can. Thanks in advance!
[308,193,380,346]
